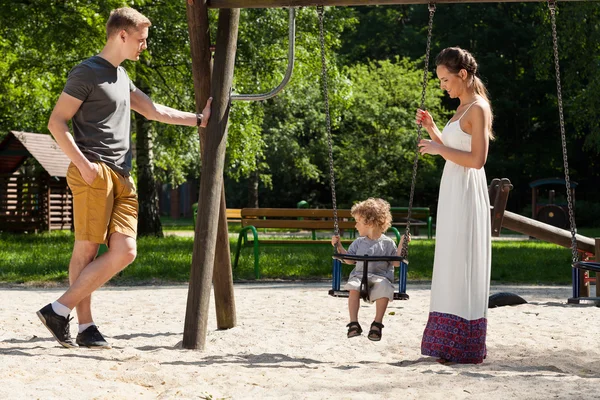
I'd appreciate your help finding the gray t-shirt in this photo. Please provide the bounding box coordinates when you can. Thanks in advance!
[347,235,397,281]
[63,55,137,176]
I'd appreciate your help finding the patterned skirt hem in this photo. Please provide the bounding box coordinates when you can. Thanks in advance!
[421,311,487,364]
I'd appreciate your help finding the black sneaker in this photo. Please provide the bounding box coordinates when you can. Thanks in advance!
[36,303,77,348]
[76,325,111,349]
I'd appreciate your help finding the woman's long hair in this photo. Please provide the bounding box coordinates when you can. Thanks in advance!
[436,47,494,139]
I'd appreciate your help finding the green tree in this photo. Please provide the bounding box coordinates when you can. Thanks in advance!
[334,57,448,208]
[225,7,356,207]
[0,0,117,136]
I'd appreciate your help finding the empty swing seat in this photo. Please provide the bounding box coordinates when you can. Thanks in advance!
[573,261,600,273]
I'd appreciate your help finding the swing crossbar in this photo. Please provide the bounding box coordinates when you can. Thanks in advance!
[207,0,591,9]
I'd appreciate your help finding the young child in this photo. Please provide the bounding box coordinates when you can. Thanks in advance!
[331,198,408,341]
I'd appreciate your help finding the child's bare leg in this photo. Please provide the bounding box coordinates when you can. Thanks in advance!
[374,298,389,323]
[366,297,389,341]
[348,290,360,322]
[346,290,362,338]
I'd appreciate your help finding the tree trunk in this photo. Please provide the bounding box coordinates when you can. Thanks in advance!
[135,72,164,238]
[247,169,259,208]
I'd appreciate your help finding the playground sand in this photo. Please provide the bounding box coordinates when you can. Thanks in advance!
[0,283,598,400]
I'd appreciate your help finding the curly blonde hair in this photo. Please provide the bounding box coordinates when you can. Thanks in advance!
[350,198,392,232]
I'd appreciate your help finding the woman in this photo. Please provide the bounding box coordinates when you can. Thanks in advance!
[415,47,493,364]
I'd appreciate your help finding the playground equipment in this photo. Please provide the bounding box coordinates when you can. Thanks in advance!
[184,0,597,350]
[544,1,600,305]
[489,178,599,305]
[530,178,578,229]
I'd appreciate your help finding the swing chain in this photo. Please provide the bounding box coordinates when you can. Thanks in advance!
[547,0,578,264]
[401,3,436,258]
[317,5,340,237]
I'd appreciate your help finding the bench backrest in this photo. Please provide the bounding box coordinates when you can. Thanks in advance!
[240,208,429,229]
[226,208,242,219]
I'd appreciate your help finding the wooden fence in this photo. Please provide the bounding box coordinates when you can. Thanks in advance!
[0,173,72,232]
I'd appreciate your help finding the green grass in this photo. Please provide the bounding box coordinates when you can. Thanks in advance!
[160,216,194,231]
[161,216,245,233]
[233,240,575,284]
[0,231,585,286]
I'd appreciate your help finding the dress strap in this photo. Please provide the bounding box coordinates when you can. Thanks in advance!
[457,101,478,122]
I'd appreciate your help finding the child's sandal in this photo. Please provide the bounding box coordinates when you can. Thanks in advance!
[367,321,384,341]
[346,321,362,338]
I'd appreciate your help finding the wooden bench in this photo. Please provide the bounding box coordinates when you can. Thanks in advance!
[225,208,242,223]
[233,207,416,278]
[192,204,241,226]
[390,207,432,239]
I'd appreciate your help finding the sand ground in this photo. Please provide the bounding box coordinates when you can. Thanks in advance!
[0,283,598,399]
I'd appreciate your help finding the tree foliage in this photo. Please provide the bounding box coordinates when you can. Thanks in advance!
[1,2,599,223]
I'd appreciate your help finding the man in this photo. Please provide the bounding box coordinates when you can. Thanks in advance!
[37,7,212,349]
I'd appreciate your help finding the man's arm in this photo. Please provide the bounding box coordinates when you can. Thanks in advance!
[47,92,98,185]
[130,89,212,128]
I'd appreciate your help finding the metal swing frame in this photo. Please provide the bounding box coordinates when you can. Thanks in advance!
[546,0,600,305]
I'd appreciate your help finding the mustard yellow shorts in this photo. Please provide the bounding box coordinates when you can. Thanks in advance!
[67,162,138,244]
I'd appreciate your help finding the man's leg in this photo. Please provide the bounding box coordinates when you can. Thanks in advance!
[69,240,100,325]
[57,232,136,309]
[38,162,117,348]
[37,233,135,348]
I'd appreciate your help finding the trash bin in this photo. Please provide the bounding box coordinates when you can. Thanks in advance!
[297,200,309,209]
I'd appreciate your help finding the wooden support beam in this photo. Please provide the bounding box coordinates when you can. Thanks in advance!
[489,178,512,237]
[579,267,590,297]
[186,0,237,334]
[183,7,240,350]
[501,210,596,255]
[207,0,590,8]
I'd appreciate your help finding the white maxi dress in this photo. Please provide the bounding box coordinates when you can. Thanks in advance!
[420,103,492,364]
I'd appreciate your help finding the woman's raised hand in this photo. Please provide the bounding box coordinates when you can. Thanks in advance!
[415,109,434,130]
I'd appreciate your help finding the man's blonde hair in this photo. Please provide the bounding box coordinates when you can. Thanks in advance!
[106,7,151,39]
[350,198,392,232]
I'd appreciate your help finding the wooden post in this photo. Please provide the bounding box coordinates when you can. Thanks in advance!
[186,0,236,331]
[45,174,51,231]
[489,178,512,237]
[579,269,590,298]
[488,178,499,219]
[183,7,240,350]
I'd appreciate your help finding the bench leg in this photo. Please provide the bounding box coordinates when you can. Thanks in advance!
[234,226,261,279]
[427,216,433,239]
[233,232,244,271]
[253,239,260,279]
